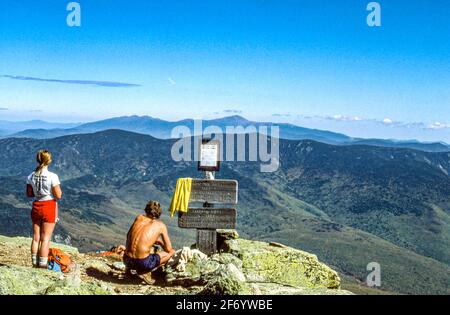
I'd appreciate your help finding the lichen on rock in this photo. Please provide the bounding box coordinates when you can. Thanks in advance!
[199,263,251,295]
[220,238,342,289]
[0,264,113,295]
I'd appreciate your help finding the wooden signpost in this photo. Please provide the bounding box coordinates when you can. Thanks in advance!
[178,179,238,255]
[176,138,238,255]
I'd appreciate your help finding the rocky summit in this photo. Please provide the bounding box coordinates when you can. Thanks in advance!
[0,233,352,295]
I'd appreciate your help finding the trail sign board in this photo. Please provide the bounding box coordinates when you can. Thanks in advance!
[178,208,236,229]
[189,180,238,204]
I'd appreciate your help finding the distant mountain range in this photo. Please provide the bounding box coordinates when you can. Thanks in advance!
[0,119,80,136]
[0,129,449,294]
[2,115,449,152]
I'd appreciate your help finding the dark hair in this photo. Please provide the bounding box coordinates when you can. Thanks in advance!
[145,200,162,219]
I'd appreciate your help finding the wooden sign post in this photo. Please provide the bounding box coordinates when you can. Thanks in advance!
[176,138,238,255]
[178,179,238,256]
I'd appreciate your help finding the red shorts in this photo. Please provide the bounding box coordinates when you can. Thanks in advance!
[31,200,57,224]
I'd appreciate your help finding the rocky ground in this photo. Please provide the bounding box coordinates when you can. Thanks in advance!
[0,233,353,295]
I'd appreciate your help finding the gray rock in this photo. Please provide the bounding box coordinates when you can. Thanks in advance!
[165,256,221,286]
[217,229,239,240]
[210,253,243,270]
[217,230,240,252]
[199,263,250,295]
[0,264,113,295]
[220,238,342,289]
[218,239,241,257]
[253,283,354,295]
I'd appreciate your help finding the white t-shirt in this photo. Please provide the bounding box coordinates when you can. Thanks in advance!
[26,167,61,201]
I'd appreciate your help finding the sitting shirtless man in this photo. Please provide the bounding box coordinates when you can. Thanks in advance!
[123,200,175,282]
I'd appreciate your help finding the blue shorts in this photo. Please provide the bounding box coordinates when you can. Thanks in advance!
[124,254,161,273]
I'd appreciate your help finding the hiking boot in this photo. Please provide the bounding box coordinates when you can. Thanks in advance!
[137,272,156,285]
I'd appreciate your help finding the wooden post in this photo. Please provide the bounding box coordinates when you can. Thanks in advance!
[196,229,217,256]
[197,198,216,256]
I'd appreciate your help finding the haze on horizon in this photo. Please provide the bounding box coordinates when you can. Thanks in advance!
[0,1,449,142]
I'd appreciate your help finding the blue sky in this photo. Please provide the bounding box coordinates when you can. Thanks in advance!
[0,0,449,142]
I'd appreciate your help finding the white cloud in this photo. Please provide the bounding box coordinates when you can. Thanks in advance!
[426,122,450,130]
[224,109,243,114]
[168,77,177,85]
[300,114,450,132]
[272,113,292,117]
[326,115,363,122]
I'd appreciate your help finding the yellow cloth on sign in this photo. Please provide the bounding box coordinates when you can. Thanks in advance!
[169,178,193,218]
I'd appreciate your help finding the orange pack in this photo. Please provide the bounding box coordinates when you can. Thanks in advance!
[48,248,72,273]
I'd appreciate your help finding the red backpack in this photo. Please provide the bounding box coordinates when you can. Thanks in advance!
[48,248,72,273]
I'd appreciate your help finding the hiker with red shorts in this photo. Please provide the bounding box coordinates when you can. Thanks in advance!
[26,150,63,268]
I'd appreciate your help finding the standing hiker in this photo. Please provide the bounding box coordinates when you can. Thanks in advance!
[26,150,62,268]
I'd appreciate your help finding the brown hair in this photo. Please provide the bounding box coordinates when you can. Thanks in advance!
[35,150,52,175]
[144,200,162,219]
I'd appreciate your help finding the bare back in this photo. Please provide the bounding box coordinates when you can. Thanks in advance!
[125,215,165,259]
